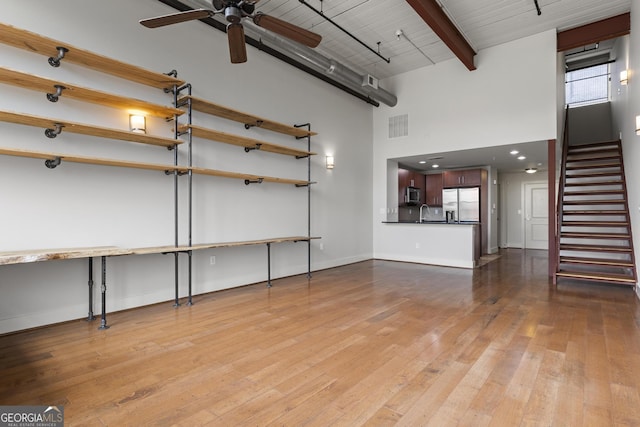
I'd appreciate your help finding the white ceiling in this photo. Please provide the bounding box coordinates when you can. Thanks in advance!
[254,0,631,79]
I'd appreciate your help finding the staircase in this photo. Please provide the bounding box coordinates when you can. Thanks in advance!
[556,139,637,285]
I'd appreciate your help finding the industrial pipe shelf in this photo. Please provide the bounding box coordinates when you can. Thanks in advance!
[180,124,316,158]
[0,67,183,119]
[0,22,185,90]
[0,110,181,148]
[179,95,317,138]
[0,146,189,173]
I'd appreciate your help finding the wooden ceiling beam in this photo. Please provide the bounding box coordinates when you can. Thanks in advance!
[557,12,630,52]
[405,0,476,71]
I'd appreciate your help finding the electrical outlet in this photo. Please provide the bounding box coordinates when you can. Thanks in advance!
[415,242,420,249]
[209,256,216,265]
[320,243,324,250]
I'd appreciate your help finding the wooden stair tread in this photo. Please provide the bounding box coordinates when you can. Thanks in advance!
[562,200,625,205]
[0,67,183,118]
[565,172,622,178]
[180,124,316,158]
[565,181,623,186]
[556,270,635,284]
[566,148,620,158]
[567,140,621,150]
[0,110,181,148]
[564,189,624,196]
[562,221,629,226]
[0,23,184,89]
[562,210,625,215]
[180,96,317,138]
[561,232,630,239]
[560,243,631,252]
[566,155,621,163]
[559,256,634,267]
[566,162,621,170]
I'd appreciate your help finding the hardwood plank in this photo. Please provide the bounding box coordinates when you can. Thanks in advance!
[0,246,130,265]
[1,249,640,426]
[0,22,185,89]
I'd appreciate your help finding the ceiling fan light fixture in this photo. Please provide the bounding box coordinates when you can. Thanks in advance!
[525,167,537,174]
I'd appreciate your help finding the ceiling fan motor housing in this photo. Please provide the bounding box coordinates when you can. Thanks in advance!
[225,6,242,23]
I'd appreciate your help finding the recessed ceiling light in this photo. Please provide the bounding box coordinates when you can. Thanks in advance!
[510,150,519,155]
[525,167,537,174]
[432,164,439,168]
[518,155,526,160]
[419,160,426,164]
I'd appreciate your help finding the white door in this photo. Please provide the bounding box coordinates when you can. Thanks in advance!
[524,182,548,250]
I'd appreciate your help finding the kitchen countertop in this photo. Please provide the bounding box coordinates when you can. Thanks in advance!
[383,220,480,225]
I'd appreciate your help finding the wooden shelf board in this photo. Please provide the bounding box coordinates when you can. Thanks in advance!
[0,110,181,148]
[181,124,316,157]
[0,22,185,90]
[181,96,317,138]
[0,67,183,119]
[0,146,188,174]
[0,246,132,266]
[190,166,310,186]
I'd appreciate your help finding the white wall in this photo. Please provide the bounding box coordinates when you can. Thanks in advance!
[611,3,640,297]
[372,30,558,260]
[0,0,374,333]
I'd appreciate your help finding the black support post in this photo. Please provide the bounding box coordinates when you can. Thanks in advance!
[98,256,109,330]
[266,242,272,288]
[87,257,95,321]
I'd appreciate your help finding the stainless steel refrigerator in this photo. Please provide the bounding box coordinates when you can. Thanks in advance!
[442,187,480,222]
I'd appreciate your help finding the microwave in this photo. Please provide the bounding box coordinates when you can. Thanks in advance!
[406,186,420,205]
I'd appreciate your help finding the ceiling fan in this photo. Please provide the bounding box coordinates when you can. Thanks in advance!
[140,0,322,64]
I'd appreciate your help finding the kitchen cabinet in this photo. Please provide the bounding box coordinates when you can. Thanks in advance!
[443,168,483,188]
[425,173,443,206]
[398,168,425,206]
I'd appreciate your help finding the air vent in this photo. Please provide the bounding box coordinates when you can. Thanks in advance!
[389,114,408,139]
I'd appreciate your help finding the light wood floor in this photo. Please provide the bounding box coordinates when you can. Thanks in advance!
[1,249,640,426]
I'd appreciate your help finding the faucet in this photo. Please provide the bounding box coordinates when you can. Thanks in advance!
[419,204,430,222]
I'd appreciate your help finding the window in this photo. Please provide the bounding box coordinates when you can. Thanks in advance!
[565,63,610,107]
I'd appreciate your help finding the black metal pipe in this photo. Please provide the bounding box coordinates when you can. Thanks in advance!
[534,0,542,15]
[266,242,272,288]
[98,256,109,330]
[87,258,95,321]
[298,0,391,64]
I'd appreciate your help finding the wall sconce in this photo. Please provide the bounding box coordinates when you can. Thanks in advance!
[129,114,146,134]
[325,155,335,169]
[636,115,640,136]
[620,70,629,85]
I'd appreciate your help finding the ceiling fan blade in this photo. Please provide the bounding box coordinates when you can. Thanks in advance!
[227,23,247,64]
[139,9,213,28]
[252,13,322,48]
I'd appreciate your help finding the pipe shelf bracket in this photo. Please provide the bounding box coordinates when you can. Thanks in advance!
[244,120,264,130]
[45,157,62,169]
[46,85,66,102]
[44,123,64,139]
[244,144,262,153]
[244,178,264,185]
[48,47,69,67]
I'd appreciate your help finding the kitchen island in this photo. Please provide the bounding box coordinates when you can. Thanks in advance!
[377,221,481,268]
